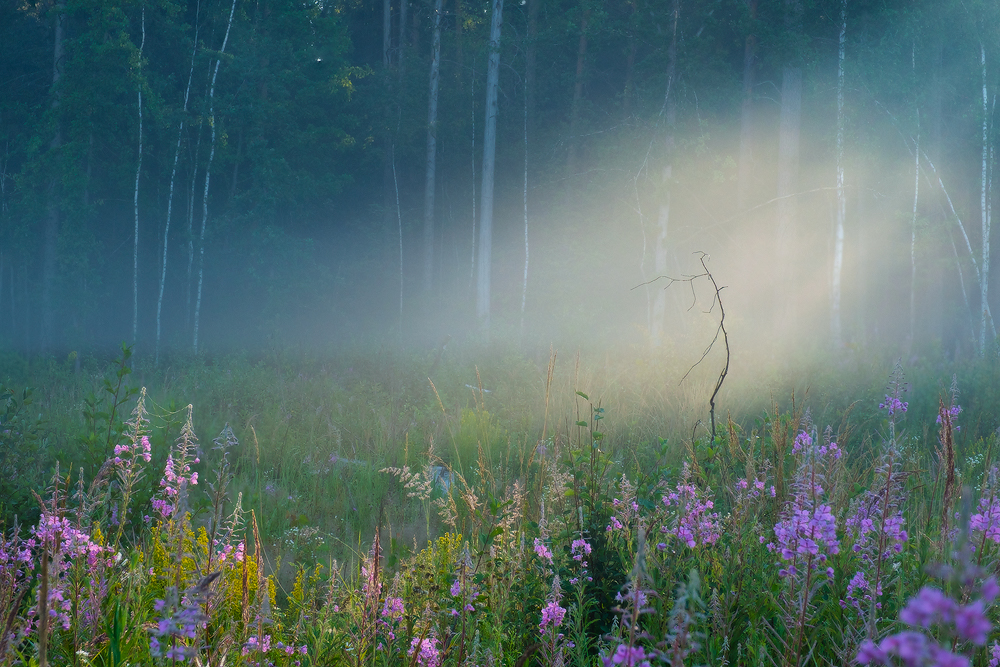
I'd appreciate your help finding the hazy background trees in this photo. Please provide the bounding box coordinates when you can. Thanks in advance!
[1,0,998,359]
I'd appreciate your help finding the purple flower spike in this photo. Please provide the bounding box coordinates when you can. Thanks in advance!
[953,601,991,645]
[899,587,956,628]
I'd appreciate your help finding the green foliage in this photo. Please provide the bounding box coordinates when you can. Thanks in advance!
[0,384,43,529]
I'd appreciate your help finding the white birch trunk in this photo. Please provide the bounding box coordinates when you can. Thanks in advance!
[981,43,991,353]
[422,0,442,294]
[520,54,529,339]
[393,145,403,331]
[831,0,845,346]
[383,0,391,66]
[185,114,203,331]
[651,0,679,345]
[910,112,919,345]
[132,7,145,345]
[470,66,476,288]
[477,0,504,327]
[736,0,757,211]
[193,0,237,354]
[156,1,199,364]
[398,0,407,72]
[921,150,996,339]
[775,66,801,335]
[42,0,65,351]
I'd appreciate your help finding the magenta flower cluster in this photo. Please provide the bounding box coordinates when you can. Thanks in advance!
[533,537,554,564]
[769,503,839,577]
[602,644,653,666]
[113,434,151,467]
[569,538,593,585]
[378,596,405,641]
[149,587,209,661]
[971,479,1000,545]
[606,476,641,534]
[879,395,908,417]
[857,578,999,666]
[152,451,200,518]
[661,465,721,549]
[936,404,962,425]
[538,600,567,635]
[29,513,109,631]
[241,635,307,659]
[408,635,442,667]
[448,576,478,615]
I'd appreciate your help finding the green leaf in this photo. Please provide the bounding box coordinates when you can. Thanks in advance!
[576,391,589,400]
[576,421,588,427]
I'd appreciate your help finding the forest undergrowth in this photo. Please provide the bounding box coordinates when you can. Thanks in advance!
[2,342,1000,665]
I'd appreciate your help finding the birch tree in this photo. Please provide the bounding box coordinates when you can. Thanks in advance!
[40,0,65,351]
[909,111,919,346]
[565,1,590,179]
[521,42,529,339]
[422,0,443,295]
[156,1,200,364]
[980,42,991,354]
[132,7,145,345]
[830,0,846,345]
[736,0,757,212]
[193,0,237,354]
[476,0,504,328]
[651,0,678,344]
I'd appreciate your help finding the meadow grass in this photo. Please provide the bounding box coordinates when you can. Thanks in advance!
[2,341,1000,665]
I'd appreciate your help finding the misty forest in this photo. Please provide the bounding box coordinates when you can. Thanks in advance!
[8,0,1000,665]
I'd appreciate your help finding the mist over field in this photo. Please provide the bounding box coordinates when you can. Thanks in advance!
[0,0,995,369]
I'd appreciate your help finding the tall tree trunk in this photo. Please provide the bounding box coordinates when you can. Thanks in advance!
[132,6,145,345]
[422,0,443,295]
[623,33,636,118]
[393,146,403,333]
[525,0,538,135]
[383,0,392,66]
[476,0,504,328]
[775,66,801,335]
[185,107,205,332]
[41,0,65,352]
[521,47,530,339]
[831,0,845,346]
[981,43,991,354]
[736,0,757,212]
[922,150,996,339]
[469,63,476,289]
[651,0,678,344]
[565,5,590,180]
[398,0,407,73]
[157,1,200,364]
[455,0,463,83]
[910,111,919,348]
[193,0,237,354]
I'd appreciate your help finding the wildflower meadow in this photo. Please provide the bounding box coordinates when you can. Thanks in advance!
[3,346,1000,666]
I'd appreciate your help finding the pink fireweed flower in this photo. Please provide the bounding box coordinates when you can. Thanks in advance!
[770,504,839,568]
[602,644,653,667]
[533,538,554,563]
[381,596,404,621]
[408,636,441,667]
[899,587,957,629]
[538,600,567,634]
[936,404,962,424]
[661,465,721,548]
[972,470,1000,544]
[879,395,908,417]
